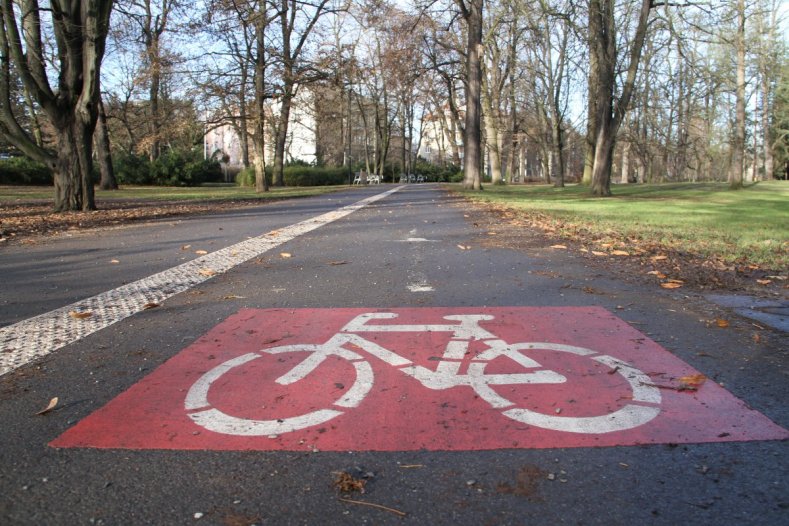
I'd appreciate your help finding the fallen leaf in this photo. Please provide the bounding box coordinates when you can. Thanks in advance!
[223,295,246,300]
[280,252,293,258]
[668,279,685,284]
[678,374,707,391]
[550,244,567,250]
[611,250,630,256]
[600,243,613,248]
[69,310,93,319]
[199,268,217,277]
[592,251,608,257]
[752,333,762,343]
[487,232,497,235]
[716,319,729,328]
[181,245,191,250]
[756,279,772,285]
[327,260,348,266]
[36,397,58,415]
[457,244,470,250]
[142,302,160,310]
[110,259,120,264]
[579,248,589,253]
[647,271,668,279]
[651,255,668,261]
[660,282,682,289]
[195,250,208,255]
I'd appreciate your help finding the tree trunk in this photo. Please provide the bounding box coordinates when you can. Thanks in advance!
[620,141,630,184]
[551,119,564,188]
[253,17,268,193]
[461,0,483,190]
[582,0,600,187]
[761,55,774,180]
[53,117,97,212]
[96,98,118,190]
[483,99,502,184]
[273,90,292,187]
[730,0,746,189]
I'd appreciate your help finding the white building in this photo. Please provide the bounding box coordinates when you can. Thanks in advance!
[204,89,319,168]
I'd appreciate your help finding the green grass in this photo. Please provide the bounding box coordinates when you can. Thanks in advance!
[454,181,789,269]
[0,184,342,202]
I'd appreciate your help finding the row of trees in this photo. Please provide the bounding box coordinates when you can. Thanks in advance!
[1,0,787,210]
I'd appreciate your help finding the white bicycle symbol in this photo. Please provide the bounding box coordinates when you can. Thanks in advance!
[185,313,661,436]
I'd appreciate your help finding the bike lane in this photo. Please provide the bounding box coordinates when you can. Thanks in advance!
[52,306,787,451]
[2,184,787,524]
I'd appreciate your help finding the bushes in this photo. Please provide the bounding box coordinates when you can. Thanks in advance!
[412,160,462,182]
[0,157,52,185]
[283,165,347,186]
[236,165,347,187]
[114,150,222,186]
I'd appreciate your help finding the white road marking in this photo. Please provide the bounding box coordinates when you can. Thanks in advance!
[405,229,435,292]
[0,186,403,377]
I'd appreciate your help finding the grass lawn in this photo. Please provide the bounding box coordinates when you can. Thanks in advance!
[454,181,788,270]
[0,184,342,202]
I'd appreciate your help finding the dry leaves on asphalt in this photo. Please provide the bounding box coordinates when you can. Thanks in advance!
[332,472,367,494]
[36,397,59,415]
[68,310,93,319]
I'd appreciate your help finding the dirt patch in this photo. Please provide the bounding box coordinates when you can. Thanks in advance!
[496,465,548,498]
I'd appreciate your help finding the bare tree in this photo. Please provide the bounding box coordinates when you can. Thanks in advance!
[0,0,114,211]
[585,0,655,195]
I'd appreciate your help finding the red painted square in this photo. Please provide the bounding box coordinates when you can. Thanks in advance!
[51,307,789,451]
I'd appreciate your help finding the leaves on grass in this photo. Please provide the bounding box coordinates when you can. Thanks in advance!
[36,397,58,415]
[611,250,630,256]
[69,310,93,319]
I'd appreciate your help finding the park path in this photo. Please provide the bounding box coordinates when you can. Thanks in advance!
[1,184,786,525]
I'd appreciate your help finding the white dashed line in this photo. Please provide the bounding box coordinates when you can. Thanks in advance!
[0,186,403,377]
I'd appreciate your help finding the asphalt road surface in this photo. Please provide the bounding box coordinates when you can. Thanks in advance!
[1,184,787,525]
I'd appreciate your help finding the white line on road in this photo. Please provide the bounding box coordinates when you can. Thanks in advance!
[0,186,403,377]
[406,229,435,293]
